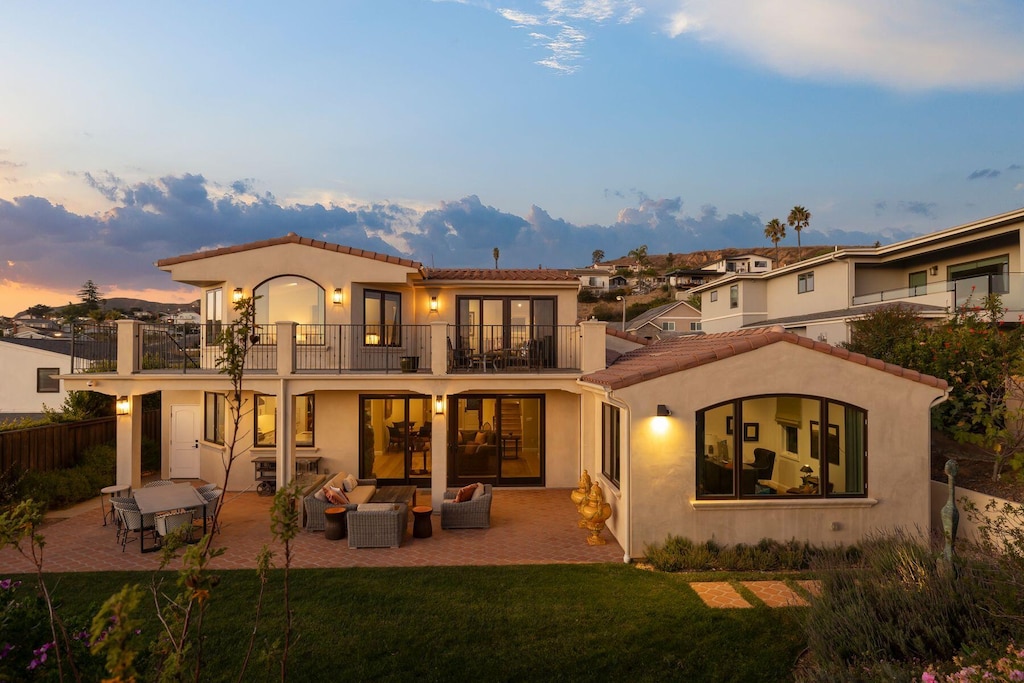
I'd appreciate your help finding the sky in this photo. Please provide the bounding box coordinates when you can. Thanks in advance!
[3,0,1024,316]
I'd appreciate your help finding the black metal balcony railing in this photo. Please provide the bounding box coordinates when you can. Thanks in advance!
[293,324,432,373]
[72,321,583,374]
[448,324,580,372]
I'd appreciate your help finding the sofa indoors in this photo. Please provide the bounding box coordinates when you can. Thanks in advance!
[455,430,498,478]
[303,471,377,532]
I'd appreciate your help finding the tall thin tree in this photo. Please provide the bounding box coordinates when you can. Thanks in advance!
[764,218,786,265]
[493,247,500,269]
[787,206,811,259]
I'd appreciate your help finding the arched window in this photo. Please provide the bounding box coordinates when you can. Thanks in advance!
[696,395,866,499]
[253,276,325,327]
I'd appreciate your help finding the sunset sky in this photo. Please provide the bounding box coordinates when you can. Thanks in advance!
[3,1,1024,316]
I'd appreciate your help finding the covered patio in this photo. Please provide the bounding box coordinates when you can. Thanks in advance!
[0,488,624,573]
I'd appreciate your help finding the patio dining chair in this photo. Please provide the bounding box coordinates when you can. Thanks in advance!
[143,479,175,488]
[112,499,158,552]
[155,509,195,544]
[191,487,222,535]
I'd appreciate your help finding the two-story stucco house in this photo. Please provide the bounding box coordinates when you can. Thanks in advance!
[60,233,948,560]
[694,207,1024,344]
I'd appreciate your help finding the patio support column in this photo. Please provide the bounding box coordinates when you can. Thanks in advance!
[430,321,449,375]
[579,319,608,373]
[277,321,295,375]
[276,378,295,491]
[116,394,143,490]
[116,319,140,375]
[431,397,448,508]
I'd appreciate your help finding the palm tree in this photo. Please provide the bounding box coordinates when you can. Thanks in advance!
[493,247,500,269]
[787,206,811,259]
[627,244,650,292]
[764,218,786,265]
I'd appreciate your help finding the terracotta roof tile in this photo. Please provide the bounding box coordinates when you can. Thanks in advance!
[155,233,424,270]
[603,326,653,346]
[423,268,579,282]
[580,326,948,391]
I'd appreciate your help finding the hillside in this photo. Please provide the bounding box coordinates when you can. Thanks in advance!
[600,245,854,271]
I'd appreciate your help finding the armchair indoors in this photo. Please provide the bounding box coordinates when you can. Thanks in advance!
[751,448,776,481]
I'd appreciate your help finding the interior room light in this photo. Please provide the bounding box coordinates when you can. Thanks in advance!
[429,296,439,312]
[232,287,244,303]
[333,288,344,305]
[116,396,130,416]
[434,395,445,415]
[365,332,380,345]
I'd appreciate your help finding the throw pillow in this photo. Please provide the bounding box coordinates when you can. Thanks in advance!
[314,487,327,502]
[471,483,486,501]
[325,486,349,505]
[343,473,359,492]
[454,483,478,503]
[463,443,478,455]
[474,431,488,445]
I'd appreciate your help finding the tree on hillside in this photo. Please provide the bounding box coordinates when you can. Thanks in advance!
[764,219,786,265]
[78,280,103,313]
[788,206,811,258]
[25,304,53,318]
[493,247,500,269]
[591,249,605,265]
[664,252,676,270]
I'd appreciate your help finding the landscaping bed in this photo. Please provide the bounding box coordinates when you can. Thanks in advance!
[931,430,1024,504]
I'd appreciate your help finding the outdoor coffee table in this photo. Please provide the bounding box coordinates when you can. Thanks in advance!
[370,485,417,510]
[324,506,347,541]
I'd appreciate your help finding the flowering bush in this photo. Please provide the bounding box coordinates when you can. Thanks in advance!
[921,643,1024,682]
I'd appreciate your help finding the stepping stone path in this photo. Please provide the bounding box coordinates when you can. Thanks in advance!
[690,580,821,608]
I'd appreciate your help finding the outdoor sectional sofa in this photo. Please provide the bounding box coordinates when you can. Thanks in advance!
[302,471,377,532]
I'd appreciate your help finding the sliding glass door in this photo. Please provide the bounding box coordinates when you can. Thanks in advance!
[360,395,432,487]
[448,395,544,487]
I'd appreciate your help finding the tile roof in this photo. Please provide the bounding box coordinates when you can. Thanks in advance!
[155,233,424,270]
[580,326,948,391]
[423,268,579,282]
[603,326,653,346]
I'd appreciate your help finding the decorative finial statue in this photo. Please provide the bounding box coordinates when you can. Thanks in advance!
[941,458,960,567]
[581,481,612,545]
[571,470,592,528]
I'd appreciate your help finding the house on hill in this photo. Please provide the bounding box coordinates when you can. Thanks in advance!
[624,300,702,338]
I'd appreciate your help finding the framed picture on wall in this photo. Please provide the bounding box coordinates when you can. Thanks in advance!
[725,415,734,435]
[827,424,841,465]
[743,422,759,442]
[810,420,820,459]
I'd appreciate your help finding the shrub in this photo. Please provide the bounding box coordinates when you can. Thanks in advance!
[577,289,598,303]
[18,444,115,510]
[644,535,839,572]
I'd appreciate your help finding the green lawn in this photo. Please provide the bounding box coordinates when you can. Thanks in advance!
[27,565,807,681]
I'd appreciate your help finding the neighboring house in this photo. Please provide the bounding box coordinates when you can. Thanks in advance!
[579,327,947,555]
[60,233,948,558]
[665,268,717,290]
[701,254,774,275]
[693,207,1024,344]
[609,275,629,289]
[9,318,66,339]
[624,300,702,338]
[567,267,614,293]
[164,311,201,325]
[0,338,73,419]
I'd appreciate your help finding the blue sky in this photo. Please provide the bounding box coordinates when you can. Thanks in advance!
[2,0,1024,314]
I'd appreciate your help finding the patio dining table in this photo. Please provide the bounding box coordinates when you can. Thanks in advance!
[133,483,208,546]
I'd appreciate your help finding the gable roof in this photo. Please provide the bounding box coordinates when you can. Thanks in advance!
[155,233,424,270]
[0,337,72,357]
[422,268,578,282]
[580,326,947,391]
[626,300,700,330]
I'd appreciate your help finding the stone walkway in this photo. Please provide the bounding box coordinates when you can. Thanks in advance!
[690,580,821,608]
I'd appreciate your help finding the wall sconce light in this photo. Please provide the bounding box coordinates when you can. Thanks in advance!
[434,395,445,415]
[429,296,439,312]
[232,287,244,303]
[116,396,130,416]
[929,265,938,276]
[332,288,344,305]
[656,404,672,417]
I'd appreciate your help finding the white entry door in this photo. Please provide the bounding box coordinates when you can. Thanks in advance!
[170,405,201,479]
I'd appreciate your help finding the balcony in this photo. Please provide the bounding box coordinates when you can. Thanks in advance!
[72,321,588,375]
[851,273,1024,318]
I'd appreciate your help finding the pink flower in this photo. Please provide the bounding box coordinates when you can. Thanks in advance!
[922,672,938,683]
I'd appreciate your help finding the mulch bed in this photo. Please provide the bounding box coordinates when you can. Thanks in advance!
[931,430,1024,503]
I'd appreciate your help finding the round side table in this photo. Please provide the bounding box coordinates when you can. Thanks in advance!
[324,506,348,541]
[100,484,131,526]
[412,505,433,538]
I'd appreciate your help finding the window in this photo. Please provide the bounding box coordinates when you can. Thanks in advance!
[254,394,315,448]
[204,392,225,445]
[754,261,768,268]
[254,276,325,327]
[455,296,556,363]
[949,255,1009,296]
[798,272,814,294]
[602,404,621,488]
[690,322,702,331]
[697,395,866,499]
[36,368,59,393]
[710,291,718,303]
[726,262,737,272]
[909,270,927,296]
[205,288,223,345]
[661,321,676,331]
[729,285,738,309]
[364,289,402,346]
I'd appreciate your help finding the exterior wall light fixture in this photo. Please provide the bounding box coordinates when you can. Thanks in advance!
[232,287,244,303]
[656,404,671,417]
[333,288,344,305]
[429,296,439,312]
[434,395,445,415]
[116,396,130,416]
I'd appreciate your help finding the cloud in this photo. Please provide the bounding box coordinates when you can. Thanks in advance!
[498,0,643,73]
[968,168,1001,180]
[1008,164,1022,171]
[0,172,923,303]
[664,0,1024,91]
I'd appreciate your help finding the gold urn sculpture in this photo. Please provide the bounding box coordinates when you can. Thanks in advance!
[571,470,592,529]
[580,481,612,546]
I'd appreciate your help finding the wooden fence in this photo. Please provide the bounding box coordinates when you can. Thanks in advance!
[0,411,160,474]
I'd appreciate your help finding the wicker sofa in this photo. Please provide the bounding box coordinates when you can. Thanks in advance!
[302,471,377,532]
[347,503,408,548]
[441,483,493,529]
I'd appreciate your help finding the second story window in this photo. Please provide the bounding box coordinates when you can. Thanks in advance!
[662,321,676,331]
[364,289,401,346]
[710,291,718,303]
[254,276,325,327]
[730,285,738,309]
[798,272,815,294]
[205,288,222,345]
[690,322,702,331]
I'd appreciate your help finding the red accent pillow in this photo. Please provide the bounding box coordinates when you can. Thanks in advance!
[325,486,349,505]
[453,483,478,503]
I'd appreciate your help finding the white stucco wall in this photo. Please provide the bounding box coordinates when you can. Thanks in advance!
[0,342,71,415]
